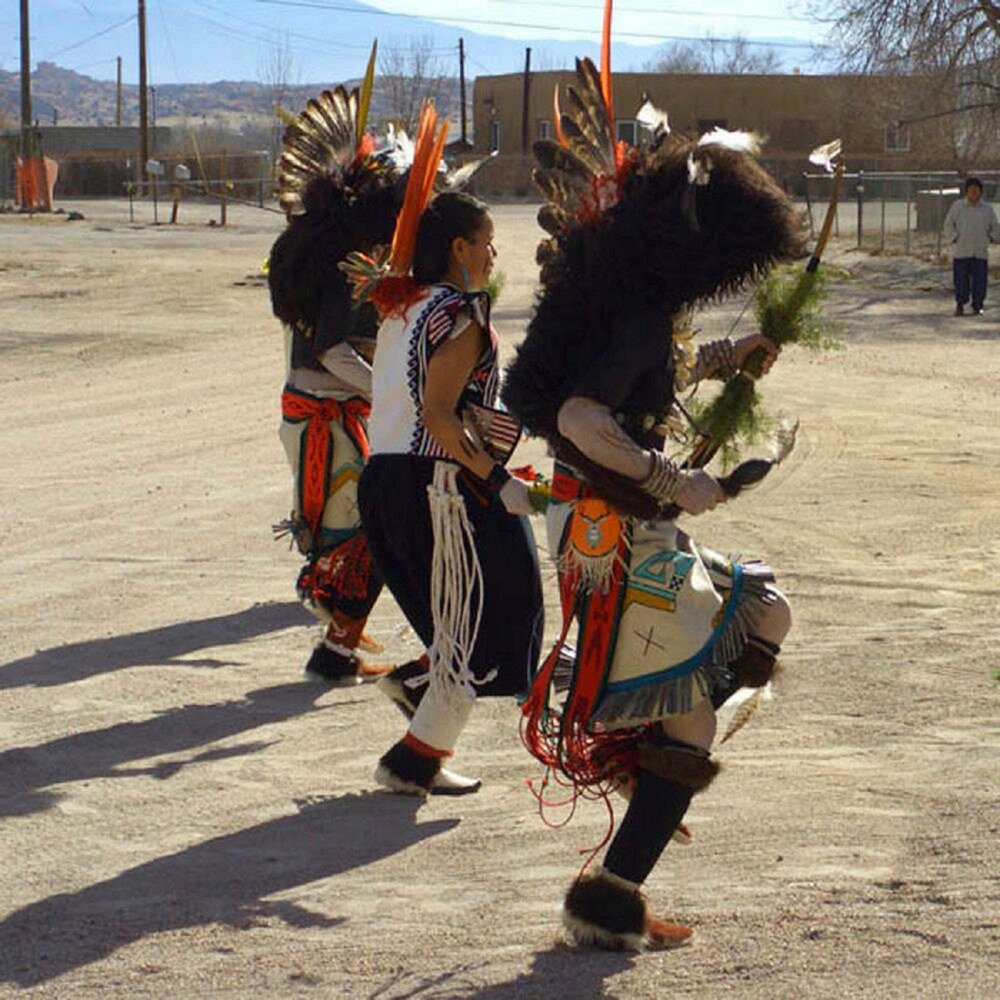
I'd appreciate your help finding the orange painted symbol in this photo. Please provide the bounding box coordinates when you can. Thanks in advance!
[567,498,622,559]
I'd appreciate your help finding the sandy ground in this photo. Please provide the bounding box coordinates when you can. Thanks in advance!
[0,198,998,999]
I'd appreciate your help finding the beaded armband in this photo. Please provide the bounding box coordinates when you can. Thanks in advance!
[638,451,682,504]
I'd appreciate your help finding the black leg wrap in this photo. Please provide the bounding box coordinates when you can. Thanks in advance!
[712,637,780,709]
[602,754,712,885]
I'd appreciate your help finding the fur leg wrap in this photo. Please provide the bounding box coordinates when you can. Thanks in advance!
[563,869,648,951]
[731,637,780,688]
[712,636,780,709]
[637,740,721,791]
[375,739,441,795]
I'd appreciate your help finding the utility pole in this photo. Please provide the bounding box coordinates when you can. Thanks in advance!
[521,47,532,155]
[116,56,122,127]
[138,0,149,183]
[19,0,32,162]
[458,38,467,147]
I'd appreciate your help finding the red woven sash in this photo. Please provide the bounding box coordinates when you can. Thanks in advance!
[281,389,371,534]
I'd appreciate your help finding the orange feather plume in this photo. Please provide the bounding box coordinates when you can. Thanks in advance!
[388,101,450,276]
[600,0,614,132]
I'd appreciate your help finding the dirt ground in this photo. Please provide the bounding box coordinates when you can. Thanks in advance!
[0,198,998,999]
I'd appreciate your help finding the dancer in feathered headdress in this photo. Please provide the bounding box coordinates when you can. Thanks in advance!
[502,1,811,949]
[269,45,409,685]
[343,102,545,797]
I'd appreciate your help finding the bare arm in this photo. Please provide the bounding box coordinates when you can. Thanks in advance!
[422,321,496,480]
[557,395,722,514]
[319,342,373,397]
[557,396,651,480]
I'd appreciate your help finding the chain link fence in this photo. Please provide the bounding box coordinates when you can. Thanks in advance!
[803,170,1000,258]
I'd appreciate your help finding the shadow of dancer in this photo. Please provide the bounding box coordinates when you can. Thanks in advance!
[0,601,313,690]
[0,793,458,988]
[0,682,334,818]
[462,947,634,1000]
[364,946,634,999]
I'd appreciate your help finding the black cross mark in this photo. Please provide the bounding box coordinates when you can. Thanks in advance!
[635,626,665,655]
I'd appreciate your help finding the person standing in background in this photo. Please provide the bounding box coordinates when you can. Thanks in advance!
[943,177,999,316]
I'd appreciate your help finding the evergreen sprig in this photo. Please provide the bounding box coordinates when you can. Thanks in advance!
[687,265,839,470]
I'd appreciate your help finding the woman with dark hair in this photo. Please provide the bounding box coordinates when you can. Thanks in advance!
[357,191,544,796]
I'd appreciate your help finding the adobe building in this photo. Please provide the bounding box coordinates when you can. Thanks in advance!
[470,70,962,196]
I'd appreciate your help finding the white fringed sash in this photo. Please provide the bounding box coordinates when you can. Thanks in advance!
[425,462,490,706]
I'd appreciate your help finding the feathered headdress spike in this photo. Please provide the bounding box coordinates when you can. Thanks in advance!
[355,39,378,149]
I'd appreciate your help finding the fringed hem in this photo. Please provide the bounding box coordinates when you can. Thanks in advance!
[589,663,715,730]
[555,547,627,594]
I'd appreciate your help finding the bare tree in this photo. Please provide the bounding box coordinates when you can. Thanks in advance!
[378,36,454,132]
[644,35,783,74]
[815,1,1000,167]
[258,31,294,169]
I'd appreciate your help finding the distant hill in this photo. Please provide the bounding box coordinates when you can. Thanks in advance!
[0,61,461,130]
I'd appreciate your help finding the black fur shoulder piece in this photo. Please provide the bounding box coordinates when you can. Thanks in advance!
[502,132,806,443]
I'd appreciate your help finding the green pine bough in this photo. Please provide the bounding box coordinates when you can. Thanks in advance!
[691,265,837,470]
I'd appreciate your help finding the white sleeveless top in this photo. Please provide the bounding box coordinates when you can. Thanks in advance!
[368,284,499,458]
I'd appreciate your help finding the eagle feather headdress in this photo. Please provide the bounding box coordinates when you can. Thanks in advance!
[269,42,495,350]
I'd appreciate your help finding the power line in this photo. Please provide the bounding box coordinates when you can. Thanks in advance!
[40,12,137,62]
[251,0,829,50]
[483,0,817,25]
[185,0,455,55]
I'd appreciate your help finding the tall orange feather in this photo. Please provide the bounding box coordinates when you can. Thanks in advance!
[388,101,448,276]
[600,0,615,134]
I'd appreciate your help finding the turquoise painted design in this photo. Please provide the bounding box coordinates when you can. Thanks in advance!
[628,550,696,603]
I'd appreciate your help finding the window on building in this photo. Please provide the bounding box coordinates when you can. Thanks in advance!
[490,120,500,153]
[616,119,637,145]
[885,121,910,153]
[537,119,551,140]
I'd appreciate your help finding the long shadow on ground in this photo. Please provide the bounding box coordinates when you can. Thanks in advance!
[363,947,634,999]
[0,793,456,988]
[0,601,312,690]
[0,682,336,818]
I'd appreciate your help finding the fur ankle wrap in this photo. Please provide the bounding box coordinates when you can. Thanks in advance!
[637,742,720,791]
[563,870,648,950]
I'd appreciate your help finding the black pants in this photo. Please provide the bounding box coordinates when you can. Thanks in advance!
[358,455,543,696]
[954,257,987,310]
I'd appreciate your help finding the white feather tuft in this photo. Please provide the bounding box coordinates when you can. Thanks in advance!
[697,128,762,155]
[808,138,842,173]
[636,96,670,137]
